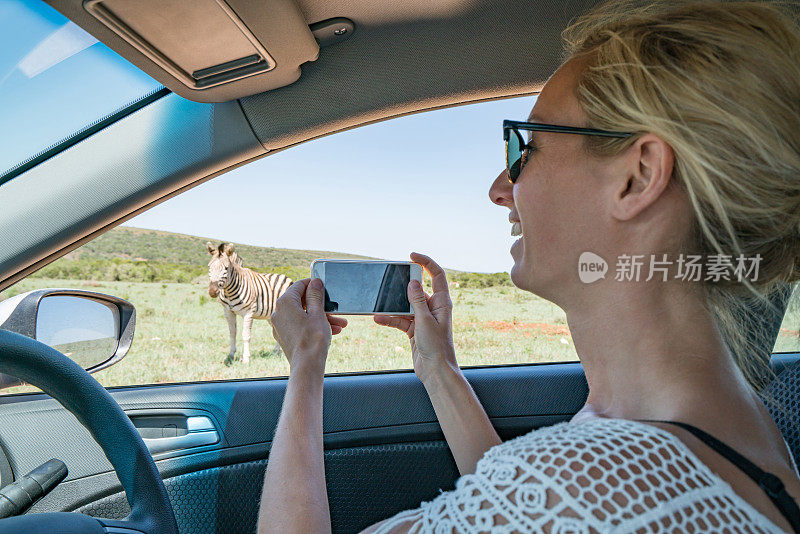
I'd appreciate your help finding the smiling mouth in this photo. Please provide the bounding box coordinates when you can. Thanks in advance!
[511,222,522,236]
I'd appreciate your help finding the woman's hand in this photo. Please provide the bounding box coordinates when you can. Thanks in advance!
[374,253,457,384]
[271,278,348,374]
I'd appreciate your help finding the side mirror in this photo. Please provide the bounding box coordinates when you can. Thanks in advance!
[0,289,135,389]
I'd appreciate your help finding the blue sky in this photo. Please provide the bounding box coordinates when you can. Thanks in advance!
[2,0,537,273]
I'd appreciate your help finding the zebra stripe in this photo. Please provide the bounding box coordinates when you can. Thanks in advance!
[219,264,293,318]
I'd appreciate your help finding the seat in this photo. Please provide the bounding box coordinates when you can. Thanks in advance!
[745,282,800,465]
[766,361,800,466]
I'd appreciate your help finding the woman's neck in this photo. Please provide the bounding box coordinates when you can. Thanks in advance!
[565,281,759,423]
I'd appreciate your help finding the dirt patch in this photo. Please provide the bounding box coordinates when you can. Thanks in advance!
[459,321,571,337]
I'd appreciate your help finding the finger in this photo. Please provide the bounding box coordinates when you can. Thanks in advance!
[410,252,449,295]
[374,314,413,333]
[327,316,348,328]
[305,278,325,315]
[283,278,311,307]
[271,327,285,351]
[407,280,433,321]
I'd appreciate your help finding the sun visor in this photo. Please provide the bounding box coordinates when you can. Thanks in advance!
[73,0,320,102]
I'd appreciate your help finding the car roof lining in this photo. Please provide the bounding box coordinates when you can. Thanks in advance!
[239,0,586,148]
[45,0,594,145]
[46,0,589,105]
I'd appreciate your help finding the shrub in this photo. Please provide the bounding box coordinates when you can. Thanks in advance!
[29,259,205,284]
[265,265,308,283]
[451,272,512,288]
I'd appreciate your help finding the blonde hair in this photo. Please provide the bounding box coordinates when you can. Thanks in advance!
[563,0,800,390]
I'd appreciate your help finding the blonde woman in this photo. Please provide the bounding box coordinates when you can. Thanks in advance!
[257,1,800,531]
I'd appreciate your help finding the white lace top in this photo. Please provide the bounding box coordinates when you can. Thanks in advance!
[372,419,785,533]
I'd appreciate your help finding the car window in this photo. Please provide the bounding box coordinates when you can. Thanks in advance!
[772,284,800,353]
[0,0,164,178]
[0,95,587,394]
[3,89,797,394]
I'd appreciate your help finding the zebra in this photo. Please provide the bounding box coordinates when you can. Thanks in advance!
[206,242,293,364]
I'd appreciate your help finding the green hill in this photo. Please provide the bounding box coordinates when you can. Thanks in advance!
[33,226,377,283]
[27,226,510,287]
[65,226,375,270]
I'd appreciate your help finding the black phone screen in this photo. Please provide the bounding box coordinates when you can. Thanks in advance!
[322,262,411,314]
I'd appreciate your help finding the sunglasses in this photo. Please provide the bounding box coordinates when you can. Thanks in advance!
[503,119,634,183]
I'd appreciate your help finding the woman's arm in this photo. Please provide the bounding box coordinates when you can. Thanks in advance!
[375,253,500,475]
[421,362,501,475]
[257,278,347,534]
[257,365,329,533]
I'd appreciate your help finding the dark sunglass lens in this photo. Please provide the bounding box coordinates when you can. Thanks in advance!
[508,158,521,183]
[505,130,522,183]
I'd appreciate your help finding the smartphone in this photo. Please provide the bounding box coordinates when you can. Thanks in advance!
[310,259,423,315]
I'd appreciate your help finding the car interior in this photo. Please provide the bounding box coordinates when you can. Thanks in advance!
[0,0,798,533]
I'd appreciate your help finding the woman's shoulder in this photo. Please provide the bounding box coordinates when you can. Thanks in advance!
[371,418,785,533]
[471,418,689,503]
[481,419,778,525]
[475,418,781,528]
[482,417,684,462]
[480,417,728,491]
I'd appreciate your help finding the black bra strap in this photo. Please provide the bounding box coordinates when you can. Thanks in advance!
[643,419,800,533]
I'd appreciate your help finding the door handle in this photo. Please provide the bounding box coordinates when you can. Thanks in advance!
[142,416,219,454]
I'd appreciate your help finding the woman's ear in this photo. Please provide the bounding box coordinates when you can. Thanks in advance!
[611,133,675,221]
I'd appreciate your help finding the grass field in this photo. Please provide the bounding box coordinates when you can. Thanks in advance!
[1,277,578,392]
[3,276,800,395]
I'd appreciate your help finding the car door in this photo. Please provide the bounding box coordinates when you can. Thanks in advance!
[2,356,798,533]
[0,362,585,533]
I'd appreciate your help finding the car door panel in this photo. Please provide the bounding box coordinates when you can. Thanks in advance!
[1,356,796,533]
[0,362,586,532]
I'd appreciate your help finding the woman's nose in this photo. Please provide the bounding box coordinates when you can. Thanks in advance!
[489,169,514,207]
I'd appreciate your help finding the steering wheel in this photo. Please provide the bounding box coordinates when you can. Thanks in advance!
[0,330,178,534]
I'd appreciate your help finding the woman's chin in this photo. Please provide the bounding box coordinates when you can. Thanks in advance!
[509,265,522,288]
[509,240,537,292]
[509,255,527,290]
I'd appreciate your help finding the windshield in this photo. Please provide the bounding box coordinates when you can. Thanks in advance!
[0,0,164,177]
